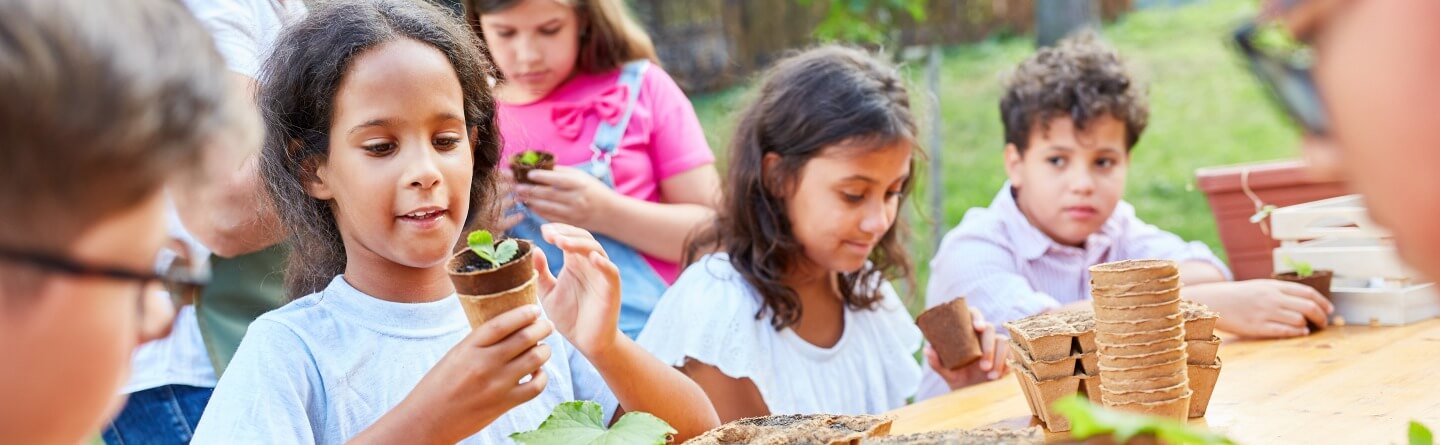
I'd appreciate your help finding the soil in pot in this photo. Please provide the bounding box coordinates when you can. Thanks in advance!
[509,150,556,185]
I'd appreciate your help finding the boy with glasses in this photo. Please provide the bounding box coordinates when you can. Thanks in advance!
[0,0,228,442]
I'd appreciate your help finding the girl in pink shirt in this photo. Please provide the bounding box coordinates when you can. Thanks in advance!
[466,0,720,338]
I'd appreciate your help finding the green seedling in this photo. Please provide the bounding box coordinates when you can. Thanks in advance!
[519,150,542,166]
[1053,395,1234,445]
[510,401,675,445]
[1283,255,1315,278]
[466,230,518,268]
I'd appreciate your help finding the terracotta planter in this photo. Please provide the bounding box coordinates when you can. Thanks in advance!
[917,297,983,369]
[508,151,555,185]
[1196,160,1348,280]
[447,240,537,328]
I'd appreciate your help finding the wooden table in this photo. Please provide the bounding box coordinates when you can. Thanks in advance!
[888,319,1440,444]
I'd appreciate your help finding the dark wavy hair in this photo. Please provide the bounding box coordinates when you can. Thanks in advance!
[259,0,502,298]
[687,46,917,331]
[1001,32,1149,154]
[462,0,659,80]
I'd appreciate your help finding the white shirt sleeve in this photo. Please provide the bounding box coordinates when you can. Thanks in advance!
[192,319,324,444]
[181,0,266,78]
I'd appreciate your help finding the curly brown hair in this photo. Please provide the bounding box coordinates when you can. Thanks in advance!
[1001,32,1149,154]
[686,46,917,331]
[259,0,503,298]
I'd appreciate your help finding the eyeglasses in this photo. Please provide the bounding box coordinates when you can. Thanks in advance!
[1232,20,1330,136]
[0,243,209,326]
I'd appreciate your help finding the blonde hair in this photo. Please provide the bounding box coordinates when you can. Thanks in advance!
[465,0,659,76]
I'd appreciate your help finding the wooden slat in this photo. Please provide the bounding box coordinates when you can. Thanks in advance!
[888,320,1440,444]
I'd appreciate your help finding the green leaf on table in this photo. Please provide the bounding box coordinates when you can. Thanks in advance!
[1411,421,1434,445]
[510,401,675,445]
[1054,395,1234,445]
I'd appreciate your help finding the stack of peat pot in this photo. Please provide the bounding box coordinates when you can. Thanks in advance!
[1089,260,1191,420]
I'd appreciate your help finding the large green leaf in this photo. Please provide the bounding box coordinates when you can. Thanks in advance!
[510,401,675,445]
[1411,421,1434,445]
[1053,395,1234,445]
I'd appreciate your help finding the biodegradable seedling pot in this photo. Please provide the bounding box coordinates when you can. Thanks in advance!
[1011,340,1086,380]
[1013,364,1081,432]
[1097,344,1188,370]
[509,150,556,185]
[1080,374,1102,404]
[1273,269,1334,331]
[1095,325,1186,346]
[1095,313,1185,335]
[1092,288,1182,308]
[1006,320,1082,362]
[447,239,536,329]
[1100,380,1191,404]
[1106,390,1192,421]
[1090,276,1181,296]
[1089,260,1179,288]
[1100,370,1187,393]
[1097,336,1186,357]
[686,413,894,445]
[1099,357,1188,381]
[1187,358,1222,418]
[1092,298,1183,322]
[917,298,983,369]
[1186,336,1221,365]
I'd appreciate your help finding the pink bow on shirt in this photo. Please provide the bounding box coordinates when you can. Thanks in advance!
[550,84,629,140]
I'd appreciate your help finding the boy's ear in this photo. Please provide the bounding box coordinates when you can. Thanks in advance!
[1003,143,1025,188]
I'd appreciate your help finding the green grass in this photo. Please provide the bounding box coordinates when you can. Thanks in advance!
[690,0,1301,311]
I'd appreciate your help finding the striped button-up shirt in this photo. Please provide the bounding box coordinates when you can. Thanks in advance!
[917,183,1229,400]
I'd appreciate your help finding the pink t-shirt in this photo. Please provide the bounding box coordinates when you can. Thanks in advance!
[497,64,715,283]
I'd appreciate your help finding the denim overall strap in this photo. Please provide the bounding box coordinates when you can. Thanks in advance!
[509,60,667,338]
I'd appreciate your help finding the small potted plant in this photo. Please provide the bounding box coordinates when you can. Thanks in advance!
[447,229,537,328]
[1271,256,1333,300]
[509,149,556,185]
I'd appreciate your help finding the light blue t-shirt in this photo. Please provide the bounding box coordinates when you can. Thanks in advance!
[193,275,618,444]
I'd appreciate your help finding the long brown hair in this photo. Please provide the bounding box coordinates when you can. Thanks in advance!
[687,46,918,331]
[463,0,659,78]
[259,0,503,298]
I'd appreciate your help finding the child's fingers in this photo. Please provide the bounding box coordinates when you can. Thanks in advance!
[490,317,554,361]
[467,304,541,347]
[977,320,997,373]
[1265,306,1307,327]
[500,342,553,384]
[509,367,549,404]
[1280,294,1330,328]
[589,251,620,287]
[1280,281,1336,314]
[530,248,557,294]
[1258,321,1309,339]
[542,224,607,258]
[992,343,1011,377]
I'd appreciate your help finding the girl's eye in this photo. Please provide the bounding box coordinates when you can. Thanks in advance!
[539,26,562,36]
[492,30,516,39]
[885,190,903,199]
[434,136,462,151]
[1096,158,1116,168]
[363,142,396,156]
[1047,156,1067,168]
[841,192,864,203]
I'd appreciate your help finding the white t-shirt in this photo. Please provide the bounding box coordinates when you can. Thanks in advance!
[122,206,218,393]
[192,276,619,444]
[181,0,307,79]
[637,254,923,415]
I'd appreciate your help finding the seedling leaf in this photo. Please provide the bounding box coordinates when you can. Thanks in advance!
[1283,255,1315,278]
[466,230,513,267]
[1054,395,1234,445]
[1410,421,1434,445]
[509,401,674,445]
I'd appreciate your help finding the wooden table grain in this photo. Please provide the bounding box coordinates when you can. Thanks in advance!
[888,320,1440,444]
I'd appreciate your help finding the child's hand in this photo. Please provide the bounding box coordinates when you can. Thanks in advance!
[514,166,618,230]
[534,223,622,358]
[1189,279,1334,338]
[382,305,552,444]
[495,170,523,232]
[925,308,1010,391]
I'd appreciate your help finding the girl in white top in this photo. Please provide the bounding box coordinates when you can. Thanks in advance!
[192,1,717,443]
[636,46,1002,422]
